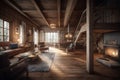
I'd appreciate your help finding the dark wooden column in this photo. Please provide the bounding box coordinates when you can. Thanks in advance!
[86,0,94,73]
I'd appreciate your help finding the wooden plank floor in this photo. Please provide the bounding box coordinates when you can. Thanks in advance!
[20,47,120,80]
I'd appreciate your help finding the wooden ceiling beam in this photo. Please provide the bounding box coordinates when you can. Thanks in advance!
[23,9,58,13]
[43,10,57,13]
[22,9,36,13]
[5,0,40,27]
[57,0,61,27]
[64,0,77,27]
[94,23,120,30]
[31,0,49,26]
[22,9,83,13]
[95,7,120,10]
[33,17,57,20]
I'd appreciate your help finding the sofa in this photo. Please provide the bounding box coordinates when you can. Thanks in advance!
[0,42,30,58]
[0,51,28,80]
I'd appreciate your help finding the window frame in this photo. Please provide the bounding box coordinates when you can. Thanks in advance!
[0,19,10,42]
[45,32,59,43]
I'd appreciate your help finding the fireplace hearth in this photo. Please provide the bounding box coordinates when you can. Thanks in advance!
[96,31,120,67]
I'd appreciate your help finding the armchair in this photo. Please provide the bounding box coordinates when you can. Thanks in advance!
[38,42,49,52]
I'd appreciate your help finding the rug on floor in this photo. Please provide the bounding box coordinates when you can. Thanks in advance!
[28,52,55,72]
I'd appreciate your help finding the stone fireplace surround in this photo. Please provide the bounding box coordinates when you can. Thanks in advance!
[96,31,120,68]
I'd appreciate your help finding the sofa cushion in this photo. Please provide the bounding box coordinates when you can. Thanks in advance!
[0,47,5,51]
[9,43,18,49]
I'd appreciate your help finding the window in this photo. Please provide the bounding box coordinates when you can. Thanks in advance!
[34,29,38,45]
[0,19,9,42]
[19,25,24,44]
[40,30,45,42]
[45,32,59,43]
[19,21,26,44]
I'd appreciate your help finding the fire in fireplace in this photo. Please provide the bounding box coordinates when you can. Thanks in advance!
[105,47,118,57]
[104,44,120,62]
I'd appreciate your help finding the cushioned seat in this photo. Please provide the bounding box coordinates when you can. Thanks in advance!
[39,42,49,52]
[0,42,31,58]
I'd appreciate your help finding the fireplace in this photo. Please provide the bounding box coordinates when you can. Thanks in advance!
[104,44,120,63]
[96,32,120,67]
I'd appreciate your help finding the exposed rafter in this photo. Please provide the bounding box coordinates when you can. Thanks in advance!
[5,0,39,27]
[23,10,58,13]
[31,0,49,27]
[43,10,57,13]
[94,23,120,30]
[57,0,61,27]
[64,0,77,27]
[33,17,57,20]
[22,9,36,13]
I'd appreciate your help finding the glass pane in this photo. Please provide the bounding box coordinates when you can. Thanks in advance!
[4,36,9,41]
[4,21,9,29]
[45,32,59,44]
[4,21,7,28]
[4,36,6,41]
[0,19,3,28]
[6,22,9,29]
[7,36,9,41]
[0,28,3,35]
[0,35,3,42]
[7,29,9,36]
[4,29,7,35]
[4,29,9,35]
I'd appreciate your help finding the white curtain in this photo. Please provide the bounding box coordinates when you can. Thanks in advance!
[34,28,38,45]
[19,25,24,44]
[39,30,45,42]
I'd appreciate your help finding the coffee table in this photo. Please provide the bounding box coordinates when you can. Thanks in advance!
[15,51,40,63]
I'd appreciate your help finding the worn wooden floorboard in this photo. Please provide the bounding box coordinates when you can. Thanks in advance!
[20,47,120,80]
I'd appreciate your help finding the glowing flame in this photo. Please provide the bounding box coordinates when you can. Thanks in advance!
[105,47,118,57]
[112,51,118,57]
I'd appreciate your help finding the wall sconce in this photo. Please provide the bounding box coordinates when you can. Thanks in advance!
[16,27,19,34]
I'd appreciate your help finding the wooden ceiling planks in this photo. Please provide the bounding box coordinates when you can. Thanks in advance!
[64,0,77,27]
[5,0,119,32]
[6,0,84,29]
[4,0,40,27]
[36,0,58,27]
[13,0,36,10]
[31,0,49,27]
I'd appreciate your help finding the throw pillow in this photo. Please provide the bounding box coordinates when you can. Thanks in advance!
[9,43,18,49]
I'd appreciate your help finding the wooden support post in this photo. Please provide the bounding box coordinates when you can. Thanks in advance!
[86,0,94,73]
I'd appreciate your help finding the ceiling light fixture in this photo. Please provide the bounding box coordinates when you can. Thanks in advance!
[50,23,56,29]
[65,24,72,38]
